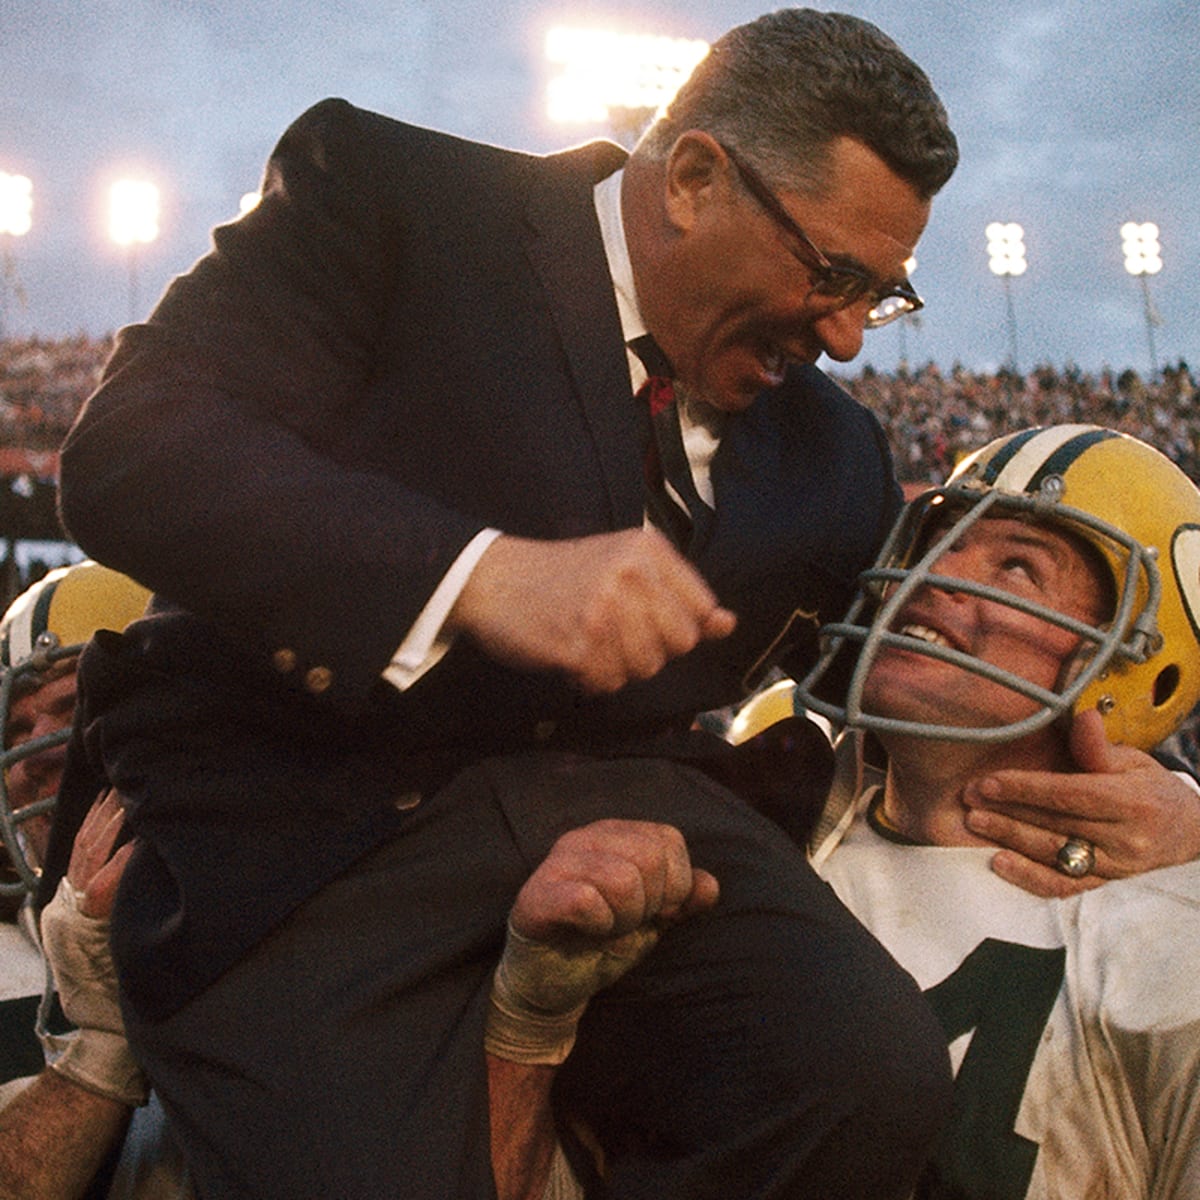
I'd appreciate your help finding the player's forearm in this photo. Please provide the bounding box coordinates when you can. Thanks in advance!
[487,1055,559,1200]
[0,1069,130,1200]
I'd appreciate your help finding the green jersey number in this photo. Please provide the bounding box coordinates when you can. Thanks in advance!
[916,938,1065,1200]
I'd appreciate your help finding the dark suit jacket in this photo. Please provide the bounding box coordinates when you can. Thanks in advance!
[55,99,902,1017]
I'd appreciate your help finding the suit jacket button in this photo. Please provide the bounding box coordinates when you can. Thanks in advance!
[533,719,557,742]
[304,666,334,694]
[272,648,297,674]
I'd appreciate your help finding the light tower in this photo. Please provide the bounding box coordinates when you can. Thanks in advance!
[986,222,1026,372]
[545,26,709,145]
[108,179,160,324]
[1121,221,1162,382]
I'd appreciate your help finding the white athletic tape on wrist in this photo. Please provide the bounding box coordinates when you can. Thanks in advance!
[484,920,660,1066]
[49,1031,149,1107]
[38,876,149,1106]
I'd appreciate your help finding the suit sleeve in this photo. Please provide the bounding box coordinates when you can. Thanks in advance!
[58,100,486,710]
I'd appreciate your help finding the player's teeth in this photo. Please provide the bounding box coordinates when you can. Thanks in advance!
[901,623,951,649]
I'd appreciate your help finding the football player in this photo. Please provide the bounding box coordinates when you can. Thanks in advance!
[793,424,1200,1197]
[495,425,1200,1200]
[0,562,195,1200]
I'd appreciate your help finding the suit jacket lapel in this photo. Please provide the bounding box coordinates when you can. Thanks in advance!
[523,143,644,530]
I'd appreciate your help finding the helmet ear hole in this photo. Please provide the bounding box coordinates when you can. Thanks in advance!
[1153,664,1181,708]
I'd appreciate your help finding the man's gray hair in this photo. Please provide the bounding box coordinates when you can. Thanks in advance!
[635,9,958,201]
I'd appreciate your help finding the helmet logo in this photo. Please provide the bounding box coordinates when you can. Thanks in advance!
[1172,525,1200,642]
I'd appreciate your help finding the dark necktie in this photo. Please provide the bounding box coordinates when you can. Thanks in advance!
[629,336,712,552]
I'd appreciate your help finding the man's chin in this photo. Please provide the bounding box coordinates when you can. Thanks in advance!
[701,378,766,413]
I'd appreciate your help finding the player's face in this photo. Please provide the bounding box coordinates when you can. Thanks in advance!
[656,136,929,412]
[861,517,1108,731]
[4,663,78,871]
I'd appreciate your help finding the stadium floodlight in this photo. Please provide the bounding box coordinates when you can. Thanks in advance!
[1121,221,1162,381]
[0,172,33,238]
[546,26,709,143]
[108,179,159,247]
[108,179,160,323]
[1121,221,1162,276]
[986,222,1026,371]
[986,221,1027,277]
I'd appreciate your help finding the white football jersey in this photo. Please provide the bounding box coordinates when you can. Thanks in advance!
[0,912,46,1001]
[814,792,1200,1200]
[0,911,51,1102]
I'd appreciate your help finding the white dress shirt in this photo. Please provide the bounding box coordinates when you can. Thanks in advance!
[384,167,722,691]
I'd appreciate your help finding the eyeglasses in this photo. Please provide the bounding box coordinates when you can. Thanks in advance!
[718,141,923,330]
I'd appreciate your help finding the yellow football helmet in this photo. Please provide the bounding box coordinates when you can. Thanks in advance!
[0,561,150,898]
[797,425,1200,750]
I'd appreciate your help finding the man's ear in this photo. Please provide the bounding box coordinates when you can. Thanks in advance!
[663,130,729,232]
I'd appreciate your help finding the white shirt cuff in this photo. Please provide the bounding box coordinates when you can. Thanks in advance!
[383,528,502,691]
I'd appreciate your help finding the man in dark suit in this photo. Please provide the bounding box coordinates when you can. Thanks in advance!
[54,9,962,1198]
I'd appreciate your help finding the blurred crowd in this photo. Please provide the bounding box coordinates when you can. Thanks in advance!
[0,335,111,602]
[3,335,1196,484]
[834,358,1199,485]
[0,335,112,452]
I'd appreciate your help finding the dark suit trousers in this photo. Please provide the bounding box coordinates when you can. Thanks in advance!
[124,753,951,1200]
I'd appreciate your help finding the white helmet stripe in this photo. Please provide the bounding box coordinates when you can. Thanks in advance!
[1,584,42,666]
[1173,526,1200,643]
[0,565,71,668]
[985,425,1109,492]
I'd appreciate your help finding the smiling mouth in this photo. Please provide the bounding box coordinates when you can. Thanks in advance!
[897,622,956,651]
[746,345,788,390]
[763,344,787,370]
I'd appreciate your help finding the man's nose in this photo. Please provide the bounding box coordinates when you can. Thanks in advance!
[929,548,977,599]
[809,302,867,363]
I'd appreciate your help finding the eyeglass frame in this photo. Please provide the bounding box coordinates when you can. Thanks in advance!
[717,140,923,329]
